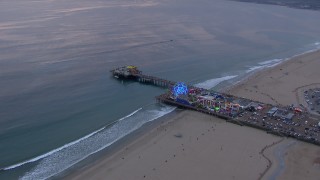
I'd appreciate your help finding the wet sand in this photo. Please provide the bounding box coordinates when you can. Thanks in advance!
[67,50,320,180]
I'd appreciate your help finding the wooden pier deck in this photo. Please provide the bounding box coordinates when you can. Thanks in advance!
[111,66,320,146]
[111,66,176,88]
[156,94,320,146]
[137,74,176,88]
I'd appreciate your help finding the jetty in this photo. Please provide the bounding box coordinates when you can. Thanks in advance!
[111,66,175,88]
[111,66,320,146]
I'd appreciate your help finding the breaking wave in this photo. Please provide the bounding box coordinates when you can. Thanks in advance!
[3,105,175,180]
[195,75,238,89]
[247,41,320,73]
[3,108,143,171]
[246,58,283,73]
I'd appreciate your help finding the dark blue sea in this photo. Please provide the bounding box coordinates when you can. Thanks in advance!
[1,0,320,179]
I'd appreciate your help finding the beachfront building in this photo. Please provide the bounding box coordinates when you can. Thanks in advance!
[246,102,264,111]
[224,102,241,112]
[197,95,220,108]
[197,95,241,112]
[273,109,295,121]
[267,107,278,116]
[232,98,252,109]
[112,66,141,78]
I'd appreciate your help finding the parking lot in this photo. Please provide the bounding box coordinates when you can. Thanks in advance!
[236,104,320,143]
[304,88,320,114]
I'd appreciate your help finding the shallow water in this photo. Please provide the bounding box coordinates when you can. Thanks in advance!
[1,0,320,179]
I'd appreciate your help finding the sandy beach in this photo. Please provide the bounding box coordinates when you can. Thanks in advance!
[66,50,320,180]
[68,110,282,180]
[227,50,320,106]
[228,50,320,180]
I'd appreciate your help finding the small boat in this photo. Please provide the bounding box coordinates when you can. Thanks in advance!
[114,75,119,79]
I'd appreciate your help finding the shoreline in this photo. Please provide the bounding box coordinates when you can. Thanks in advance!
[2,0,320,178]
[222,47,320,94]
[224,48,320,97]
[227,49,320,105]
[66,110,283,180]
[63,48,320,180]
[56,108,182,179]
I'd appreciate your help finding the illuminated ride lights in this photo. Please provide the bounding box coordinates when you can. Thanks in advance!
[173,82,188,97]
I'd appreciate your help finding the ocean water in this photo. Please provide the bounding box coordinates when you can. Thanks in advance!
[1,0,320,179]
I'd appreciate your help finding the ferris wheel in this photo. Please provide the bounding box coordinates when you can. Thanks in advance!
[173,82,188,97]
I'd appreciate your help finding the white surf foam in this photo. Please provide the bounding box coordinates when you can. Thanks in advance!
[2,108,143,171]
[3,127,106,171]
[258,58,283,66]
[246,58,283,73]
[18,105,175,180]
[288,41,320,59]
[245,41,320,74]
[195,75,238,89]
[118,107,142,121]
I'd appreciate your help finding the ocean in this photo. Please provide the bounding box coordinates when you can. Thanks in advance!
[1,0,320,179]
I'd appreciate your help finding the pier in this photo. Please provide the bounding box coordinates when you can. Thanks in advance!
[111,66,320,146]
[111,66,175,88]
